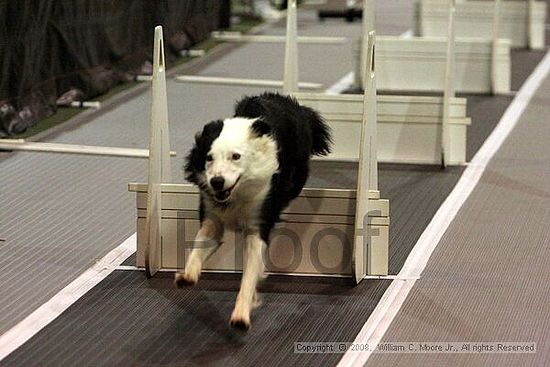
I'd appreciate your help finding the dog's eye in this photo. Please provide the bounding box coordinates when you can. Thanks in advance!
[206,154,213,162]
[232,153,241,161]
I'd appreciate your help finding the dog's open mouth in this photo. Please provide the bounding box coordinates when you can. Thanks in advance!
[213,177,240,203]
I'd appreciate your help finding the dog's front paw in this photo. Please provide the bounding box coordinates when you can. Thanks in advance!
[174,271,198,287]
[229,314,251,331]
[230,305,251,331]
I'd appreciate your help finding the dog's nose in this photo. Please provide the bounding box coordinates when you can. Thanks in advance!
[210,176,225,191]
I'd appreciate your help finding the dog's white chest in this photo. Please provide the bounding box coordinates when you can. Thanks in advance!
[218,201,259,231]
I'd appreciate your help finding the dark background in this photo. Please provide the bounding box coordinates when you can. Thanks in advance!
[0,0,230,136]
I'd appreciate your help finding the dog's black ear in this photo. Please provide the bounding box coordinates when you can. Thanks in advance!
[251,119,271,137]
[184,120,223,184]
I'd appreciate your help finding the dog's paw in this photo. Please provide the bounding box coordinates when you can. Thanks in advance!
[174,271,198,287]
[229,316,251,331]
[230,305,251,331]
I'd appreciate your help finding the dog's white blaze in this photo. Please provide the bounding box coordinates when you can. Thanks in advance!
[207,117,278,200]
[207,118,256,189]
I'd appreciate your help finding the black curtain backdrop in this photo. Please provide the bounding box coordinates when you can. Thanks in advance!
[0,0,230,136]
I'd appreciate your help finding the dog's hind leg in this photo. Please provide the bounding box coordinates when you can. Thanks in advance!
[230,232,266,330]
[175,217,223,287]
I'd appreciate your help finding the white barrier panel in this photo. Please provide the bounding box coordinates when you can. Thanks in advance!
[354,36,511,94]
[129,184,389,278]
[416,0,547,49]
[295,93,470,165]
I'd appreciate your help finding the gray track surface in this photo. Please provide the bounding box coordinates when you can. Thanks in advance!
[366,64,550,367]
[0,271,391,367]
[1,44,544,367]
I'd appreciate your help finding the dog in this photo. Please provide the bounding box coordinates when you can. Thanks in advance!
[175,92,332,330]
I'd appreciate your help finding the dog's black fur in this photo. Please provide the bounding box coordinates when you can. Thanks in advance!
[185,92,332,242]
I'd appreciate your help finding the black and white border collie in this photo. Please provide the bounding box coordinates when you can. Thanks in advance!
[176,92,332,330]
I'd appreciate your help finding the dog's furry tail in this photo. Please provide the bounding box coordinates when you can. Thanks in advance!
[302,107,332,156]
[235,92,332,156]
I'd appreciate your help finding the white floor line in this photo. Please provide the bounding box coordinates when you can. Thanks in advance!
[399,29,414,38]
[325,71,355,95]
[0,233,136,362]
[338,49,550,367]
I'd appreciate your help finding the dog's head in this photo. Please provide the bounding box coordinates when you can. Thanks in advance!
[185,117,278,204]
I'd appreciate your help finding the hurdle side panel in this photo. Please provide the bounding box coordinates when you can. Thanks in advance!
[355,37,511,94]
[295,93,471,165]
[418,0,547,49]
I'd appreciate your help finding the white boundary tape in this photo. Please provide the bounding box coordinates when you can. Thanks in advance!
[325,72,355,95]
[337,48,550,367]
[0,234,136,362]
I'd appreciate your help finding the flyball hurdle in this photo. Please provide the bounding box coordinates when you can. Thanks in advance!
[354,36,511,94]
[294,0,470,166]
[416,0,546,49]
[355,0,511,95]
[128,26,390,282]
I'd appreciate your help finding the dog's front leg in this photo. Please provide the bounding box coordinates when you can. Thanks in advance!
[230,232,266,330]
[175,218,223,286]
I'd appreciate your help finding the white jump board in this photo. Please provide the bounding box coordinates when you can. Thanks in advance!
[416,0,547,49]
[355,36,511,94]
[295,93,471,165]
[129,183,389,277]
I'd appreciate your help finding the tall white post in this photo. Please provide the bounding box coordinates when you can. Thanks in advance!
[527,0,535,50]
[354,31,385,281]
[359,0,375,89]
[145,26,172,277]
[283,0,299,94]
[491,0,501,94]
[442,0,456,168]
